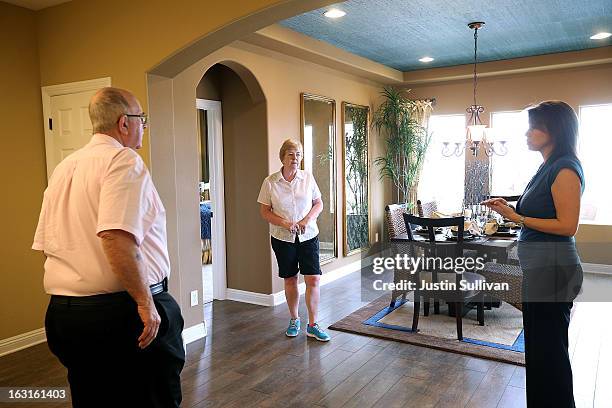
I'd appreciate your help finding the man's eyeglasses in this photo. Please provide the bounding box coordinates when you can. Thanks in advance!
[125,113,148,126]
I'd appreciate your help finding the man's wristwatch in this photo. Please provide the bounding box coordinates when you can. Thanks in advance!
[516,215,525,227]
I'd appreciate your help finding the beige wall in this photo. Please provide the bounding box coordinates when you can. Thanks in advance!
[35,0,298,164]
[407,63,612,264]
[196,66,222,101]
[2,0,339,341]
[0,3,49,340]
[149,41,386,315]
[216,65,271,294]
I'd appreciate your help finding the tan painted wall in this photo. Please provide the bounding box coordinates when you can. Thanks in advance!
[407,63,612,264]
[152,41,386,312]
[2,0,339,341]
[217,66,271,294]
[35,0,297,163]
[196,66,222,101]
[0,3,49,340]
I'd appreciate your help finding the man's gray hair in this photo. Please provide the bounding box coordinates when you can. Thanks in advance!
[89,87,131,134]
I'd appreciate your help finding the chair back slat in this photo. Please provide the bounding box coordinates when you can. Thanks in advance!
[385,204,407,239]
[416,200,438,218]
[402,214,465,260]
[403,214,465,232]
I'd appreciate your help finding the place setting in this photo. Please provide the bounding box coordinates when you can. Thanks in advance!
[411,205,520,242]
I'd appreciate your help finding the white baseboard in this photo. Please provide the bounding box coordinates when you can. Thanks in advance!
[582,263,612,276]
[182,322,207,347]
[271,288,289,306]
[0,328,47,357]
[226,288,274,306]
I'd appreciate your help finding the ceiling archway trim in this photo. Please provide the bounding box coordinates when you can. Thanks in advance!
[149,0,341,78]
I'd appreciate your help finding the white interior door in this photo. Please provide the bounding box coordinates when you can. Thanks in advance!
[46,91,96,175]
[42,78,111,179]
[196,99,227,301]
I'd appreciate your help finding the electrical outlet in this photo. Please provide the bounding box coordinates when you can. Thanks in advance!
[190,290,199,307]
[375,232,379,242]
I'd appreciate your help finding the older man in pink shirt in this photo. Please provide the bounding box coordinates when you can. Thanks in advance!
[33,87,184,408]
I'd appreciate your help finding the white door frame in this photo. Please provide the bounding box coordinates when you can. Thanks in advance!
[196,98,227,300]
[41,77,111,179]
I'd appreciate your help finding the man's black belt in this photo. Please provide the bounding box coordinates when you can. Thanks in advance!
[149,278,167,295]
[50,277,168,306]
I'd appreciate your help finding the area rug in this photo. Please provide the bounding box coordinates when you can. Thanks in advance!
[329,294,525,366]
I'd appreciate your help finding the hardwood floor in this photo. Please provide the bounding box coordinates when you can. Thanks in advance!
[1,271,611,407]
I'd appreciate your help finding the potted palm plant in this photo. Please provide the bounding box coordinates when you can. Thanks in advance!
[373,87,430,213]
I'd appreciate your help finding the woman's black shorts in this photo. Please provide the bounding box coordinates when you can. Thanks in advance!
[271,235,322,278]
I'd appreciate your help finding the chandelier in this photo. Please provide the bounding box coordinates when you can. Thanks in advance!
[442,22,508,157]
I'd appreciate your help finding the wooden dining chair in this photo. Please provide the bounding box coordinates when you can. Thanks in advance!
[385,204,414,308]
[487,194,520,203]
[416,199,438,218]
[384,204,408,240]
[402,214,485,340]
[480,262,523,311]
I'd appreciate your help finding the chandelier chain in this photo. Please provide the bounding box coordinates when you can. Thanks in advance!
[441,21,508,158]
[473,26,478,107]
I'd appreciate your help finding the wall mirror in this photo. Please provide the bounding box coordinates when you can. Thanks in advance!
[342,102,370,256]
[301,93,337,264]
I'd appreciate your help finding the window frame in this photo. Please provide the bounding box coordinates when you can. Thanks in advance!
[577,102,612,226]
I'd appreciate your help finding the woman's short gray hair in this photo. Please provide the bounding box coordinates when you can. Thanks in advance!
[89,87,130,134]
[279,139,303,161]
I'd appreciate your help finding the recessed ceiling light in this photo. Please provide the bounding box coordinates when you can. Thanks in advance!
[419,57,434,63]
[323,9,346,19]
[590,32,611,40]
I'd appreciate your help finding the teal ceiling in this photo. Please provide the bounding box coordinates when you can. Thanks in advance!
[279,0,612,71]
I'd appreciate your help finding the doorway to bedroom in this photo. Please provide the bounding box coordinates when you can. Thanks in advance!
[196,100,220,304]
[195,62,269,305]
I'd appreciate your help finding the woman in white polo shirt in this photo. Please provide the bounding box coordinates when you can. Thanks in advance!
[258,139,330,341]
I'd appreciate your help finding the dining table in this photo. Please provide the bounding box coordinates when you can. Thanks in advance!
[390,229,519,265]
[389,228,522,312]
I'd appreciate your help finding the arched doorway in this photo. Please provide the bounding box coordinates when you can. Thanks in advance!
[147,55,271,343]
[195,63,269,305]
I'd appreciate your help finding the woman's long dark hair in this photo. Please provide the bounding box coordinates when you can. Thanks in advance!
[527,101,579,159]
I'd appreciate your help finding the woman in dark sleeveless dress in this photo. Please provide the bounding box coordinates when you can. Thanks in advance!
[483,101,584,408]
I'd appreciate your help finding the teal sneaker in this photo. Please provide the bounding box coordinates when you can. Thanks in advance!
[285,318,300,337]
[306,323,331,342]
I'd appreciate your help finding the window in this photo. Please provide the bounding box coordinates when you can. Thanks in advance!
[490,111,542,196]
[579,104,612,225]
[418,115,465,213]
